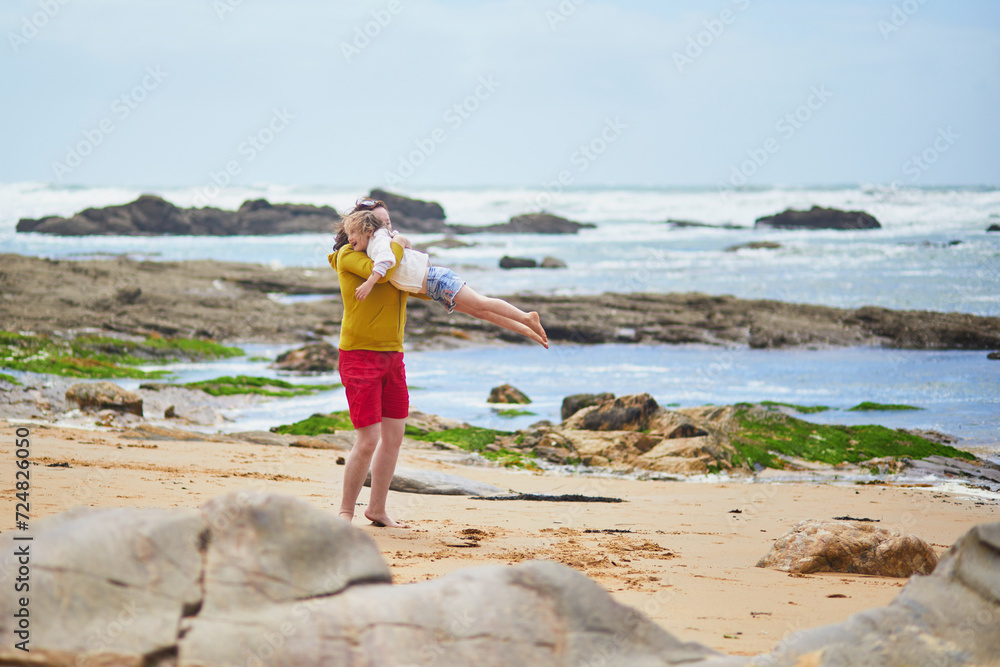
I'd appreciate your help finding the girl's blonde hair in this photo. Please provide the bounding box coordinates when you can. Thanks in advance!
[334,210,386,250]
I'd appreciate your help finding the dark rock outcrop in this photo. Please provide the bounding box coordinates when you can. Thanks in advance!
[17,195,340,236]
[499,256,538,269]
[572,393,660,432]
[987,224,1000,232]
[65,381,143,416]
[450,212,596,235]
[561,392,615,421]
[540,256,567,268]
[756,519,939,577]
[368,188,449,233]
[270,341,339,373]
[755,206,880,230]
[488,383,531,404]
[369,188,446,221]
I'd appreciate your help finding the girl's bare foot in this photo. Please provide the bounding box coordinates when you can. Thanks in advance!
[338,510,354,522]
[527,312,547,344]
[528,330,549,349]
[364,509,408,528]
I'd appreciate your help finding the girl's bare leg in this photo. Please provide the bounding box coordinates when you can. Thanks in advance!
[364,417,407,528]
[453,301,548,348]
[452,286,548,346]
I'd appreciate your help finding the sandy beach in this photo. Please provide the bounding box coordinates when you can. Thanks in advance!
[5,418,996,657]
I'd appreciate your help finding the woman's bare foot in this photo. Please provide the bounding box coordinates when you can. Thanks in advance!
[527,312,547,344]
[338,510,354,522]
[364,509,408,528]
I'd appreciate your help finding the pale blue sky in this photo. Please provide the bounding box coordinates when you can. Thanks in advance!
[3,0,998,188]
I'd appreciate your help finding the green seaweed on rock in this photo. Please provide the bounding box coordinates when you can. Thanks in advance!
[0,331,243,379]
[492,408,537,418]
[730,405,974,471]
[185,375,341,398]
[272,412,355,435]
[848,402,923,412]
[407,427,540,470]
[757,401,832,414]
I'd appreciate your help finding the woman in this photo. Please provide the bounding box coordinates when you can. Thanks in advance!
[329,196,421,528]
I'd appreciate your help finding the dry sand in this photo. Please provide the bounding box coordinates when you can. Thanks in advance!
[3,419,996,657]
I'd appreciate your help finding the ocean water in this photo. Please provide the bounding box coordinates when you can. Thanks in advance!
[2,183,998,476]
[2,182,999,315]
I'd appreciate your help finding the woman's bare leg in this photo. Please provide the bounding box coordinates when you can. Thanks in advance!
[339,422,380,521]
[452,286,547,346]
[364,416,407,528]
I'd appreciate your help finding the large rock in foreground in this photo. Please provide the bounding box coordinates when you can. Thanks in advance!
[0,492,722,666]
[753,522,1000,666]
[755,205,880,230]
[17,195,340,236]
[756,519,939,577]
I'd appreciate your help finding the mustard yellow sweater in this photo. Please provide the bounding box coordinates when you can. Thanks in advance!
[329,243,414,352]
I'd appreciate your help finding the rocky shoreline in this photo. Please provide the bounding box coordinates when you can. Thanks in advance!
[3,253,999,350]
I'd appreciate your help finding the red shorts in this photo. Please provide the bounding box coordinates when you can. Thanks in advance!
[338,349,409,429]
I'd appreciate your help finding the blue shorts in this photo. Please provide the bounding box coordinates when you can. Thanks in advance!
[425,266,466,313]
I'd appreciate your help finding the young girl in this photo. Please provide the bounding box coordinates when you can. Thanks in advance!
[339,209,548,348]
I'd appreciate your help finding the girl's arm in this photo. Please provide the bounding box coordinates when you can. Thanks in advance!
[336,243,405,282]
[391,233,412,249]
[355,271,379,302]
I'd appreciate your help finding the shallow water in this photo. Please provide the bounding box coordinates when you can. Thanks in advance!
[106,343,998,466]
